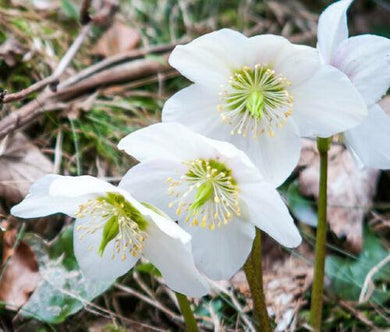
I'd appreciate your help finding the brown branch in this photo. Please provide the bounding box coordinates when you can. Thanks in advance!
[1,0,120,105]
[56,57,170,101]
[2,24,91,104]
[62,42,180,88]
[0,57,171,138]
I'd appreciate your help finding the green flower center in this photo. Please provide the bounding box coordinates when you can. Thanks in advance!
[218,64,294,138]
[167,159,240,230]
[75,192,148,260]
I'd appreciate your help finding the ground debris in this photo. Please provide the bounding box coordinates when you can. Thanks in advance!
[0,133,53,205]
[0,225,40,309]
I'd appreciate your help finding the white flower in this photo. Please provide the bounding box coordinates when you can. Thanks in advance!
[118,122,301,280]
[11,175,209,297]
[318,0,390,168]
[162,28,367,186]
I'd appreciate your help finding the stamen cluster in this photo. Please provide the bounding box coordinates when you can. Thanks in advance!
[218,64,294,138]
[167,159,240,230]
[75,193,148,261]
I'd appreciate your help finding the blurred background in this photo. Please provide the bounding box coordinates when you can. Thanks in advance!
[0,0,389,331]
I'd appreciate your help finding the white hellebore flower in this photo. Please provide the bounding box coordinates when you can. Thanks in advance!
[318,0,390,168]
[118,123,302,280]
[11,175,209,297]
[162,28,367,186]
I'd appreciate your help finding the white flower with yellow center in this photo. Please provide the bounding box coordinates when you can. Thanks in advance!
[318,0,390,168]
[118,123,301,280]
[11,175,209,297]
[162,28,367,185]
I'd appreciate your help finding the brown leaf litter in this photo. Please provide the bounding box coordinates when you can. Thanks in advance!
[0,132,53,205]
[0,224,40,309]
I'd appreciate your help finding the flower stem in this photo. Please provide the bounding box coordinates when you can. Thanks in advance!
[244,228,272,332]
[310,137,331,331]
[175,292,198,332]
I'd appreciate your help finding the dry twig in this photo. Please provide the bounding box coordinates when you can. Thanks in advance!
[359,254,390,303]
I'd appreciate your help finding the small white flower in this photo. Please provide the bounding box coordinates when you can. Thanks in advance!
[118,123,301,280]
[162,28,367,186]
[318,0,390,168]
[11,175,209,297]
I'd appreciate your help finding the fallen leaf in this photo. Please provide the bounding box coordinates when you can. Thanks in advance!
[0,133,53,205]
[0,228,40,309]
[21,226,111,323]
[92,19,140,57]
[325,227,390,304]
[299,139,379,254]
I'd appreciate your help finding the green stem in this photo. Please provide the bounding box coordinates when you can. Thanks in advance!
[244,228,272,332]
[175,292,198,332]
[310,137,331,331]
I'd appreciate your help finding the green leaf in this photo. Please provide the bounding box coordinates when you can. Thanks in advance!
[21,226,111,323]
[325,228,390,304]
[61,0,79,19]
[134,262,162,277]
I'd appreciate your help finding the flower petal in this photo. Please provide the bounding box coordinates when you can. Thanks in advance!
[162,84,222,135]
[291,64,367,138]
[332,35,390,105]
[169,29,248,87]
[275,44,321,86]
[119,159,185,220]
[143,213,210,297]
[227,119,301,187]
[344,104,390,169]
[179,218,255,280]
[118,122,217,162]
[74,217,139,282]
[240,181,301,248]
[49,175,116,197]
[317,0,353,64]
[244,34,290,67]
[11,175,90,218]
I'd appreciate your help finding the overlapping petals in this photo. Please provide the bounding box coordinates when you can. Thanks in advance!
[163,28,367,185]
[118,122,302,280]
[317,0,390,169]
[11,175,209,297]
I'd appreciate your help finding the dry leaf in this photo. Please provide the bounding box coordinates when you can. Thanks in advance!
[0,228,40,308]
[0,133,53,205]
[299,139,379,254]
[92,19,140,57]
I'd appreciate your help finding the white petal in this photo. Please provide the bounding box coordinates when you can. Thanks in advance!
[332,35,390,105]
[228,119,301,187]
[206,138,263,184]
[344,104,390,169]
[169,29,248,87]
[143,213,210,297]
[162,84,222,134]
[28,174,62,195]
[275,44,321,86]
[11,175,89,218]
[49,175,116,197]
[291,64,367,138]
[118,122,217,162]
[241,181,301,248]
[180,218,255,280]
[119,159,185,220]
[74,217,139,282]
[317,0,353,64]
[244,34,290,67]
